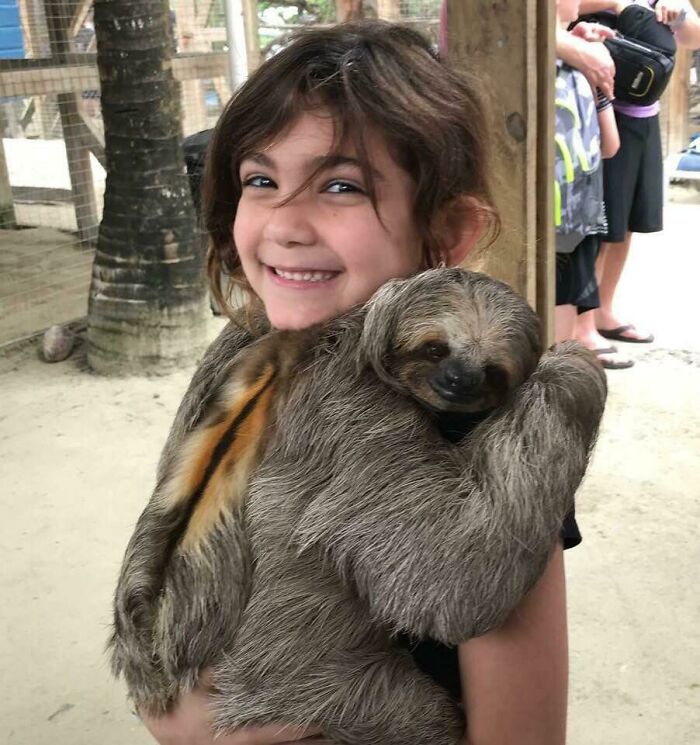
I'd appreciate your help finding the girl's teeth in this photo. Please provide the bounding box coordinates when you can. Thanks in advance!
[274,268,335,282]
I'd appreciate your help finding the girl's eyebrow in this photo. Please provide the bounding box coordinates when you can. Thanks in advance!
[242,152,382,180]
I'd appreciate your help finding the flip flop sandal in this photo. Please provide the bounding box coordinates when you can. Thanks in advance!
[598,324,654,344]
[593,347,634,370]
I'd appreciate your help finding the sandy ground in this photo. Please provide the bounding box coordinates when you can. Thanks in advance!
[1,201,699,744]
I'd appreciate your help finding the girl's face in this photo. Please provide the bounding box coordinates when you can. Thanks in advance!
[233,111,423,330]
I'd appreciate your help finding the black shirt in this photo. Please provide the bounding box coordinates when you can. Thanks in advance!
[398,409,581,702]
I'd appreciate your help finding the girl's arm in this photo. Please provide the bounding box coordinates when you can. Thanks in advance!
[141,694,321,745]
[659,0,700,49]
[596,95,620,158]
[139,548,568,745]
[556,28,616,98]
[579,0,622,11]
[460,543,568,745]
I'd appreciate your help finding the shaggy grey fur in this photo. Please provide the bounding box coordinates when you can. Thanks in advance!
[109,269,607,744]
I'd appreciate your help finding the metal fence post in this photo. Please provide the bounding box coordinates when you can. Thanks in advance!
[223,0,249,90]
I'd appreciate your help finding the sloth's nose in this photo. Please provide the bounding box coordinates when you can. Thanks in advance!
[441,360,485,393]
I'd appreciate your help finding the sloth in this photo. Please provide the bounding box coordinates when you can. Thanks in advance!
[110,268,607,744]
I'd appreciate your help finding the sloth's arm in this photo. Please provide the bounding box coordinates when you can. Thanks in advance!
[109,321,257,712]
[292,342,606,645]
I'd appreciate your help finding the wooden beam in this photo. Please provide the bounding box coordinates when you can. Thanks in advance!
[18,0,49,57]
[242,0,261,72]
[377,0,400,21]
[195,0,217,27]
[69,0,93,39]
[0,138,17,229]
[336,0,364,22]
[173,52,230,80]
[0,53,230,98]
[46,0,99,244]
[74,107,106,167]
[446,0,548,311]
[535,0,555,344]
[667,47,690,156]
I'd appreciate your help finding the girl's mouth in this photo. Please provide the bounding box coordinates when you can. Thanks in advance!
[267,265,340,286]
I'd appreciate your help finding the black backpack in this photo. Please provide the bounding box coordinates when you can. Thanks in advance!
[578,6,676,106]
[604,34,675,106]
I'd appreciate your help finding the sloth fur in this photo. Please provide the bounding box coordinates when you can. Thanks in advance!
[109,268,607,744]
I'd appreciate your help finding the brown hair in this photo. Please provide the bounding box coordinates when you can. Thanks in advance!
[202,20,499,319]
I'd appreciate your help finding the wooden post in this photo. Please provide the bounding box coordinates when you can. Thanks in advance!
[45,0,99,244]
[173,0,208,134]
[535,0,555,342]
[242,0,260,72]
[224,0,249,89]
[377,0,400,21]
[337,0,364,22]
[0,138,17,228]
[18,0,53,137]
[667,47,690,156]
[446,0,554,336]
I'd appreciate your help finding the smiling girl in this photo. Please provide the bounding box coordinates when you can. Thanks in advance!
[137,22,577,745]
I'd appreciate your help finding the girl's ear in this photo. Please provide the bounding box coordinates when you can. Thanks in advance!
[436,195,489,267]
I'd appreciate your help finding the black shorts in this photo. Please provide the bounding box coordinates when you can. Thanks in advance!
[602,112,663,242]
[556,234,601,313]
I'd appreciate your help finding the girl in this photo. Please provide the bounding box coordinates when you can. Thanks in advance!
[140,22,577,745]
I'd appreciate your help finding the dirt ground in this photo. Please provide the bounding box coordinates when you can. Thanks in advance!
[1,202,698,745]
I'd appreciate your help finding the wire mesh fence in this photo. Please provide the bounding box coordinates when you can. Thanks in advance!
[0,0,231,345]
[0,0,441,347]
[255,0,439,58]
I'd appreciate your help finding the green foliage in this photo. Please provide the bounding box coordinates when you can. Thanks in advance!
[399,0,441,18]
[258,0,335,24]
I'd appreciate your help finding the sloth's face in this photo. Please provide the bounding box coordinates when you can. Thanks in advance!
[386,337,513,413]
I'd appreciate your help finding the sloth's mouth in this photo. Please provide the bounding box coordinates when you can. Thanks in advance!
[430,379,484,404]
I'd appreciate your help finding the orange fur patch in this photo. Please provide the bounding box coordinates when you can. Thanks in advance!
[162,365,276,552]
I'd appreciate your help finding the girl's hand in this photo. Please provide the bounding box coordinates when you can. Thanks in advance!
[139,674,322,745]
[574,39,616,99]
[570,21,616,43]
[654,0,687,26]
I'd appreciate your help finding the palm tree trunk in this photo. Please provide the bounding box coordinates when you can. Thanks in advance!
[88,0,207,375]
[337,0,364,21]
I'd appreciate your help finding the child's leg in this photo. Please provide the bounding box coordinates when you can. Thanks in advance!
[554,305,577,343]
[596,112,658,343]
[596,233,630,321]
[572,237,634,369]
[557,236,598,345]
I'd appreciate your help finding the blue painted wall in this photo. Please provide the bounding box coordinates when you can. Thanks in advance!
[0,1,25,58]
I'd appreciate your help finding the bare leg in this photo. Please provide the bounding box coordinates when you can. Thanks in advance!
[595,232,653,342]
[554,305,577,344]
[574,245,633,369]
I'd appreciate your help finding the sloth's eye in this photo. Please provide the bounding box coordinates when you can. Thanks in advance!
[485,364,509,392]
[421,341,450,361]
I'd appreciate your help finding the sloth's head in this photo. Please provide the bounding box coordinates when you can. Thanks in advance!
[362,268,542,413]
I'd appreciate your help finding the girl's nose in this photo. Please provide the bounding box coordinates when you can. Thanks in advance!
[262,198,317,248]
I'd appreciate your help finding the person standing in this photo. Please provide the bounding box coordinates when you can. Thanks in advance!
[575,0,700,354]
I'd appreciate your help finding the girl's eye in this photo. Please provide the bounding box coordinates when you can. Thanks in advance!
[325,180,364,194]
[243,175,275,189]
